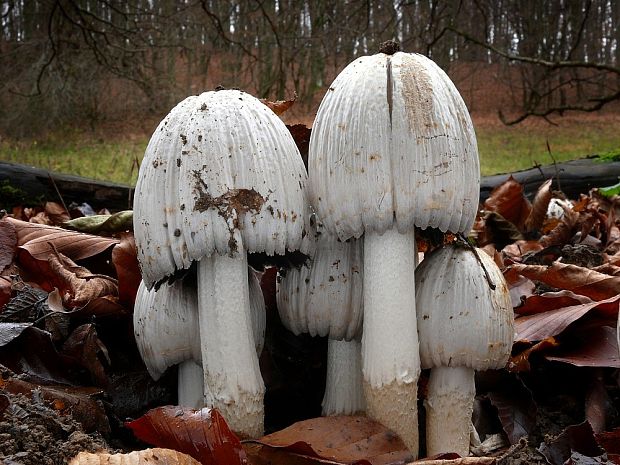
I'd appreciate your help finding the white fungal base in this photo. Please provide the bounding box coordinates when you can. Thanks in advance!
[425,366,475,457]
[362,228,420,456]
[177,360,205,409]
[197,243,265,438]
[322,339,365,416]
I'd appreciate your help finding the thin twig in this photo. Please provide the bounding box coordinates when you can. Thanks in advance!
[457,234,496,290]
[47,173,69,213]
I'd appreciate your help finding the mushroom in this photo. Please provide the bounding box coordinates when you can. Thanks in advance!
[308,42,479,454]
[133,89,311,437]
[277,227,365,415]
[133,270,267,408]
[415,244,514,457]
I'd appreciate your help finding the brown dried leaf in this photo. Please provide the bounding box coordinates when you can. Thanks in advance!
[508,337,559,372]
[248,415,414,465]
[69,448,201,465]
[0,218,17,274]
[6,217,119,261]
[509,262,620,300]
[545,326,620,368]
[540,206,579,248]
[487,380,537,444]
[44,201,70,225]
[48,251,118,308]
[261,93,297,116]
[507,275,536,309]
[584,370,609,433]
[515,290,593,315]
[112,233,140,307]
[484,177,531,231]
[515,295,620,342]
[126,406,247,465]
[502,240,543,260]
[525,179,553,232]
[61,324,110,387]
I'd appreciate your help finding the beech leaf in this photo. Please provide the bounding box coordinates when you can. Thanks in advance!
[484,177,531,231]
[63,210,134,235]
[126,406,247,465]
[261,94,296,116]
[545,326,620,368]
[6,216,119,261]
[0,218,17,273]
[515,295,620,342]
[508,337,559,372]
[509,262,620,300]
[111,232,141,307]
[515,290,593,316]
[247,415,414,465]
[525,179,553,232]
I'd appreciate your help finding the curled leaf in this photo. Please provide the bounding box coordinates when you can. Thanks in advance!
[261,93,297,116]
[525,179,553,232]
[484,177,531,232]
[63,211,134,235]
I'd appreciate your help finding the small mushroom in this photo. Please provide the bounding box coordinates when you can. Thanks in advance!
[133,271,266,408]
[133,89,310,437]
[277,228,365,415]
[415,244,514,457]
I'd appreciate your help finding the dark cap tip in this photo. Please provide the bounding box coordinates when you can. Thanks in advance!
[379,40,401,55]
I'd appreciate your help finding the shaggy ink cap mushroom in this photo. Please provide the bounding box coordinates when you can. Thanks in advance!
[133,272,266,409]
[277,221,365,415]
[308,45,478,456]
[133,89,310,438]
[416,244,514,457]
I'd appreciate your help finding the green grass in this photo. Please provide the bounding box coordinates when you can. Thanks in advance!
[476,117,620,176]
[2,116,620,183]
[0,135,147,185]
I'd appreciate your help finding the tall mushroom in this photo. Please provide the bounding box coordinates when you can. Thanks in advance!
[416,244,514,457]
[308,42,479,454]
[134,270,267,409]
[134,90,311,437]
[277,226,365,415]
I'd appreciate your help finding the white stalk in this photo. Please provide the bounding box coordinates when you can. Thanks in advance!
[362,227,420,456]
[177,360,204,409]
[322,339,365,416]
[425,366,475,457]
[197,234,265,438]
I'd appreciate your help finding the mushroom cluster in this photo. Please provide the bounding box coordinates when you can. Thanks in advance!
[133,89,311,438]
[132,42,514,459]
[308,42,480,455]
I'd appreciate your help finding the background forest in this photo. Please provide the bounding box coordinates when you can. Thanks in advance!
[1,0,620,179]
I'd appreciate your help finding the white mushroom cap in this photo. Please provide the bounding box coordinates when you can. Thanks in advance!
[134,270,266,379]
[309,52,479,241]
[276,231,363,341]
[134,279,200,380]
[134,90,312,288]
[416,245,514,370]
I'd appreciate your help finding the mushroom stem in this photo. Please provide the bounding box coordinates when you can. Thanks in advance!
[177,361,204,409]
[425,366,475,457]
[322,339,365,416]
[197,235,265,438]
[362,227,420,456]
